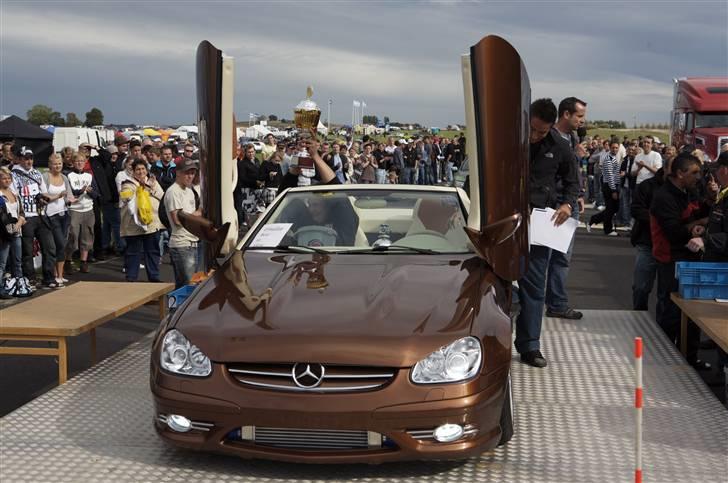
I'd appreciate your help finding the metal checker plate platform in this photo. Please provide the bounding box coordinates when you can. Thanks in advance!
[1,310,726,482]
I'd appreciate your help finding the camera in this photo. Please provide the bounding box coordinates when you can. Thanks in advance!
[34,193,50,208]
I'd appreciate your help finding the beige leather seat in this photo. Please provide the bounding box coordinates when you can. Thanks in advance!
[397,198,469,250]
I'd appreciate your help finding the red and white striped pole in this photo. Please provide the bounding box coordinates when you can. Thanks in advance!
[635,337,643,483]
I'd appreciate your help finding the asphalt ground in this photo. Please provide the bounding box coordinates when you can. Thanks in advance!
[1,209,724,416]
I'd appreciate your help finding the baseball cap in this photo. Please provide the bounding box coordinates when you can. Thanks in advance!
[20,147,33,157]
[178,157,199,172]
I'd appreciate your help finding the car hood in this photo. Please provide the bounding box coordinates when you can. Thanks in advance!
[173,250,496,366]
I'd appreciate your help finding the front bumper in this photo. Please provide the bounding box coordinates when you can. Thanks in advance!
[151,364,509,464]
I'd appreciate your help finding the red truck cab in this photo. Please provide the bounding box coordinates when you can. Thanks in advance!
[670,77,728,161]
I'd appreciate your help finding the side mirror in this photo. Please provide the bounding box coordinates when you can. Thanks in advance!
[178,211,231,266]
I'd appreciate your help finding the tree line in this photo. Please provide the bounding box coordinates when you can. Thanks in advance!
[586,119,669,130]
[26,104,104,127]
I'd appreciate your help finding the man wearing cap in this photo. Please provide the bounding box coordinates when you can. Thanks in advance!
[114,134,130,172]
[11,148,57,288]
[165,158,201,288]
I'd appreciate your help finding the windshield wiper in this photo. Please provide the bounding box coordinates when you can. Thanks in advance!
[373,244,441,254]
[246,245,332,254]
[337,244,441,255]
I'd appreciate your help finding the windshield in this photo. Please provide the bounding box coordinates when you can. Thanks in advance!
[696,112,728,128]
[244,189,472,253]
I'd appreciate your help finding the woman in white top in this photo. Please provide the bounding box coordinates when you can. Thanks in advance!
[0,166,28,298]
[42,154,72,286]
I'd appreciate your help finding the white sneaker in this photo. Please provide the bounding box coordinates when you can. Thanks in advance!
[586,222,592,233]
[607,231,619,237]
[597,205,606,211]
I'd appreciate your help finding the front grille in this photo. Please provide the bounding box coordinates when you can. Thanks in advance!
[227,363,396,392]
[229,426,384,450]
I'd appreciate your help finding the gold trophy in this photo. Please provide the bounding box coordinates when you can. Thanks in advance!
[293,86,321,176]
[294,86,322,130]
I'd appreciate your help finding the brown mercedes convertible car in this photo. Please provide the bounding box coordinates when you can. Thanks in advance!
[150,35,530,463]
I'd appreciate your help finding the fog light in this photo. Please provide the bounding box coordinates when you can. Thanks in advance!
[433,423,464,442]
[167,414,192,433]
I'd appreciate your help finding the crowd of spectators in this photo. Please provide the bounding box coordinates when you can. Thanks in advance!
[0,135,202,296]
[233,131,466,226]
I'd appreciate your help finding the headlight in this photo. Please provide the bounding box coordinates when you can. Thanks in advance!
[160,329,212,377]
[411,336,481,384]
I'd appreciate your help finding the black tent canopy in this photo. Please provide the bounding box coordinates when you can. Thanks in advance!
[0,115,54,167]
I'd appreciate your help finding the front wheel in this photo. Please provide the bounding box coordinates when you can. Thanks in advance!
[497,373,514,446]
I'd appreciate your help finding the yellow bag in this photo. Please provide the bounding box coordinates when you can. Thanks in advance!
[136,188,153,226]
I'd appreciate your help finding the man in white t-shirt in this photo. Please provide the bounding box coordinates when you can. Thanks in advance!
[165,158,201,288]
[630,135,662,185]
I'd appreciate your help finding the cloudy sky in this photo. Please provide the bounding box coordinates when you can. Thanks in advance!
[2,1,726,127]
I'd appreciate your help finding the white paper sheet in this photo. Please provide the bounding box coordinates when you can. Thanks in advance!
[249,223,293,248]
[529,208,578,254]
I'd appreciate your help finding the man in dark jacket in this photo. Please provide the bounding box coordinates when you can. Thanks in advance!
[650,152,711,368]
[629,156,672,311]
[234,144,260,226]
[150,146,177,192]
[686,151,728,261]
[516,98,579,368]
[618,144,637,227]
[545,97,587,320]
[81,144,120,259]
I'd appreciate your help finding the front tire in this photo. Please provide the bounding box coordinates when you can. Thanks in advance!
[497,373,514,446]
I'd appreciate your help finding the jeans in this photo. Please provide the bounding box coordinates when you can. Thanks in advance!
[516,244,551,354]
[375,168,387,184]
[445,161,454,184]
[632,244,657,310]
[618,186,633,226]
[656,261,699,363]
[0,236,22,280]
[20,216,56,284]
[416,166,425,185]
[124,231,161,282]
[159,230,169,256]
[545,208,579,312]
[48,213,69,263]
[196,242,206,272]
[402,167,414,184]
[0,237,23,294]
[101,204,125,253]
[170,246,198,288]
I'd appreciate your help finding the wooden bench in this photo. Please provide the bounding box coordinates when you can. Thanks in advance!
[0,281,174,384]
[670,293,728,356]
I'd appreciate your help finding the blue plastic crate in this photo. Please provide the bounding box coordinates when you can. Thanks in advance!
[167,285,196,311]
[678,283,728,300]
[675,262,728,285]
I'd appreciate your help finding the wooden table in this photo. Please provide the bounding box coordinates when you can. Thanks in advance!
[670,293,728,356]
[0,282,174,384]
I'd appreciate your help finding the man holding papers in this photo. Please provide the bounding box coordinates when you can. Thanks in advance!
[516,99,579,368]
